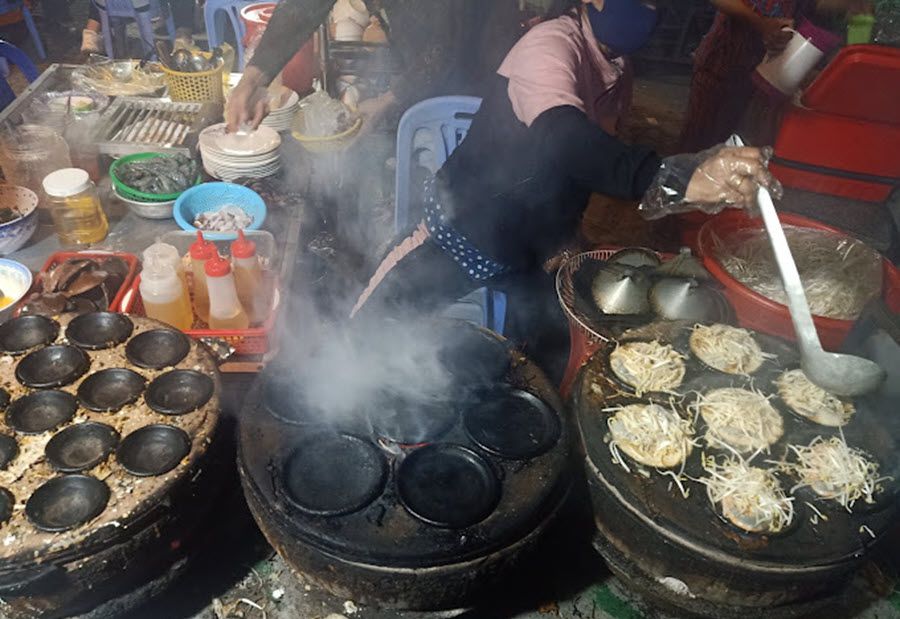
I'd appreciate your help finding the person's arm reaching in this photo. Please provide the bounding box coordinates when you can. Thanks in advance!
[532,105,779,218]
[711,0,794,52]
[226,0,336,131]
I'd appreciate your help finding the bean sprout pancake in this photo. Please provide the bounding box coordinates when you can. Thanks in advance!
[694,387,783,454]
[776,369,855,427]
[702,454,794,534]
[607,403,694,470]
[785,437,890,510]
[609,341,686,396]
[689,324,767,375]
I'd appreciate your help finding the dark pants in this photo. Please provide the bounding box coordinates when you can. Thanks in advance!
[353,234,570,384]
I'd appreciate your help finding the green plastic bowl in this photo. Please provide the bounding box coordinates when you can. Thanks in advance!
[110,153,201,203]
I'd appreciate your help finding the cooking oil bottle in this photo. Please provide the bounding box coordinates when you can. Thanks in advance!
[205,253,249,330]
[41,168,108,245]
[189,231,214,323]
[143,242,189,300]
[230,230,266,325]
[140,260,194,331]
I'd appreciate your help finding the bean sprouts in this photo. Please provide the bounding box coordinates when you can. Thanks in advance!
[606,403,695,470]
[776,369,855,427]
[691,387,783,454]
[700,453,794,533]
[782,435,891,511]
[689,324,769,375]
[609,341,686,396]
[714,226,882,320]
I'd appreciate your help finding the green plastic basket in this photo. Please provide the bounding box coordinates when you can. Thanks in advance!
[110,152,201,203]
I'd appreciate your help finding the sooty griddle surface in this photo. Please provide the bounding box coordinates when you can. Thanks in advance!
[575,322,899,570]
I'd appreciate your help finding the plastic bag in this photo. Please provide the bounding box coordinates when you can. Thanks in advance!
[295,79,355,137]
[638,144,783,220]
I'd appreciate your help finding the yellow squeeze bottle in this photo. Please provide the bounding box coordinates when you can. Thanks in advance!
[205,253,250,331]
[140,260,193,331]
[230,230,266,325]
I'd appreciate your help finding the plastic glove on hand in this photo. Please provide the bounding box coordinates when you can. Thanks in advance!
[225,77,269,133]
[685,146,783,216]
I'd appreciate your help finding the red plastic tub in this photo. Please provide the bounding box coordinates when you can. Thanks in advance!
[696,211,900,350]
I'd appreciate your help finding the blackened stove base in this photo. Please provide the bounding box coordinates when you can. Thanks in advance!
[241,459,571,610]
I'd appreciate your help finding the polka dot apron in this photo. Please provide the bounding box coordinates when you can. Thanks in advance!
[422,177,510,281]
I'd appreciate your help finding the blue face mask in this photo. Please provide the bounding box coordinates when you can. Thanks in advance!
[587,0,658,57]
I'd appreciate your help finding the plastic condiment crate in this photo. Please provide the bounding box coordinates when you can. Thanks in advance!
[121,272,280,356]
[30,251,140,313]
[696,210,900,351]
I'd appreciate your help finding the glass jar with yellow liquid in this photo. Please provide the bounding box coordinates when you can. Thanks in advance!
[41,168,109,246]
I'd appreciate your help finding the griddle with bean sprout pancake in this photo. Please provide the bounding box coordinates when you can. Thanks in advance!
[689,323,771,375]
[776,369,855,427]
[608,340,686,396]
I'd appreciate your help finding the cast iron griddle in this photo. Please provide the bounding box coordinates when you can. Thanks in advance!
[575,321,899,569]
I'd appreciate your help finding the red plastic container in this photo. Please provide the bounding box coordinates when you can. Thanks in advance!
[32,251,140,313]
[121,273,280,357]
[696,211,900,350]
[802,45,900,126]
[772,105,900,202]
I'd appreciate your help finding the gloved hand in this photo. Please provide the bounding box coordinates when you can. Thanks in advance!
[685,146,782,211]
[638,145,783,220]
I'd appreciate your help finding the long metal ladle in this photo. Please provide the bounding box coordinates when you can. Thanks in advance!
[754,185,885,396]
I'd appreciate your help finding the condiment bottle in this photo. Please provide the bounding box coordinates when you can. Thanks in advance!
[205,253,250,330]
[230,230,266,325]
[41,168,108,246]
[143,242,190,299]
[140,260,194,331]
[189,231,215,323]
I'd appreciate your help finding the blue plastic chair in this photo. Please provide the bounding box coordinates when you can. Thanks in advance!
[0,40,39,110]
[205,0,267,70]
[0,0,45,60]
[395,96,507,334]
[92,0,175,60]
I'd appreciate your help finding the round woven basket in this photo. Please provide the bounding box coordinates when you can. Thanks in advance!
[161,61,224,103]
[291,117,363,153]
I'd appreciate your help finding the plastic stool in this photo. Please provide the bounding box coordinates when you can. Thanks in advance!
[205,0,262,70]
[93,0,175,60]
[0,40,39,110]
[0,0,46,60]
[395,96,507,334]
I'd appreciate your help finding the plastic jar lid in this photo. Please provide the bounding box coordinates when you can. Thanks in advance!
[42,168,92,198]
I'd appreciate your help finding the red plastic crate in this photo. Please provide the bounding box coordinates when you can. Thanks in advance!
[29,251,141,313]
[121,273,280,356]
[696,210,900,351]
[802,45,900,126]
[772,105,900,203]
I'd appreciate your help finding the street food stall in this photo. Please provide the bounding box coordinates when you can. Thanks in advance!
[0,6,896,616]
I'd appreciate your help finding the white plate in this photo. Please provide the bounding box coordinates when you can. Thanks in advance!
[199,123,281,156]
[201,151,281,166]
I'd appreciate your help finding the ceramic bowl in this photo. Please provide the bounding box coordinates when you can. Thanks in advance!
[0,186,39,256]
[0,258,34,322]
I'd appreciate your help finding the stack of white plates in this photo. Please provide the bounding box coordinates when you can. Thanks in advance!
[261,87,300,133]
[199,123,282,182]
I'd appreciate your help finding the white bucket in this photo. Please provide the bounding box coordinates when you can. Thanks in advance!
[755,29,825,96]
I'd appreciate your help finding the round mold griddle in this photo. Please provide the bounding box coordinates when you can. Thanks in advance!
[281,433,387,517]
[116,424,192,477]
[77,368,147,413]
[145,370,214,416]
[463,387,561,460]
[437,326,511,389]
[45,422,120,473]
[370,397,459,445]
[263,372,317,426]
[15,345,90,389]
[65,312,134,350]
[6,390,78,435]
[125,329,191,370]
[0,488,12,524]
[25,475,110,532]
[397,443,501,529]
[0,315,60,355]
[0,434,17,469]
